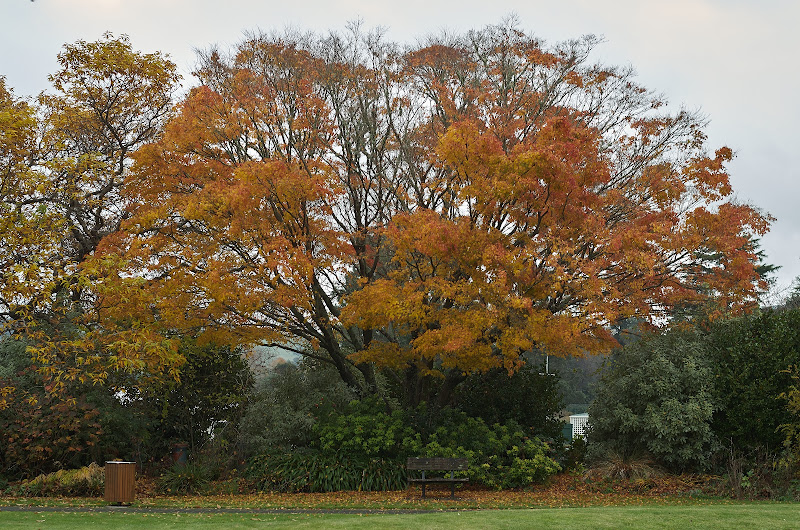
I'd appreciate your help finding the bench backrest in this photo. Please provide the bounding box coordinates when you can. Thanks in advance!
[406,457,468,471]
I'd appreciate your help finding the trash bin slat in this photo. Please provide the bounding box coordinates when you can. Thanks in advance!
[104,461,136,504]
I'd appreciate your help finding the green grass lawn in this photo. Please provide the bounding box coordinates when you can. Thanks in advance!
[1,505,798,529]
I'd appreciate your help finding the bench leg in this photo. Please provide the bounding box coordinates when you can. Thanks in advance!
[451,481,455,498]
[421,483,426,498]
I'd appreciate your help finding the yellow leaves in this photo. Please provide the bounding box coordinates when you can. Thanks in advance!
[0,34,186,395]
[437,119,503,178]
[343,279,426,330]
[0,78,36,162]
[349,342,410,371]
[50,32,179,114]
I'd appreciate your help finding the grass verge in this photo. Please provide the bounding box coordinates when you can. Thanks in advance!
[0,505,799,529]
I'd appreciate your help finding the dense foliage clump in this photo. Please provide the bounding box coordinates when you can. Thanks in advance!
[589,331,717,472]
[8,463,105,497]
[238,360,354,458]
[588,306,800,497]
[706,309,800,451]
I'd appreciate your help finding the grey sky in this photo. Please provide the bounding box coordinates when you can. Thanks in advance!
[3,0,799,296]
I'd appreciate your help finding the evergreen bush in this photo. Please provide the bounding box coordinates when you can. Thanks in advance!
[238,360,354,458]
[588,330,717,472]
[157,462,212,495]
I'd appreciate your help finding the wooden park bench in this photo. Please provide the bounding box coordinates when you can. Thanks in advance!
[406,457,468,498]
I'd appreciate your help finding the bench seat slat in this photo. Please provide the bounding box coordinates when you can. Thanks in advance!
[408,477,469,482]
[406,457,468,471]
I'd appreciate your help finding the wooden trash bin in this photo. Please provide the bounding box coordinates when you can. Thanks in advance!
[104,461,136,505]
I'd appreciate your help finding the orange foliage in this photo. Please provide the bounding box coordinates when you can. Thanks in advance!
[87,24,769,401]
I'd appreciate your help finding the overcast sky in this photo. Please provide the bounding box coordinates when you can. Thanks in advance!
[3,0,799,297]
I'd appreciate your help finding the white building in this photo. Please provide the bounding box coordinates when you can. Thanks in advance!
[569,413,589,439]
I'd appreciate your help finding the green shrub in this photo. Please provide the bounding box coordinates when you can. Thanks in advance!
[313,403,560,490]
[157,462,211,495]
[421,410,561,488]
[245,451,405,492]
[563,436,588,470]
[10,463,104,497]
[129,339,253,462]
[238,360,354,458]
[314,397,421,459]
[780,366,800,468]
[588,330,718,472]
[244,395,560,492]
[708,309,800,451]
[504,440,564,487]
[421,438,560,489]
[453,366,564,441]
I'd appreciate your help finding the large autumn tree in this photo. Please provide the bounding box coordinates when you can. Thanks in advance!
[0,34,181,394]
[97,23,769,405]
